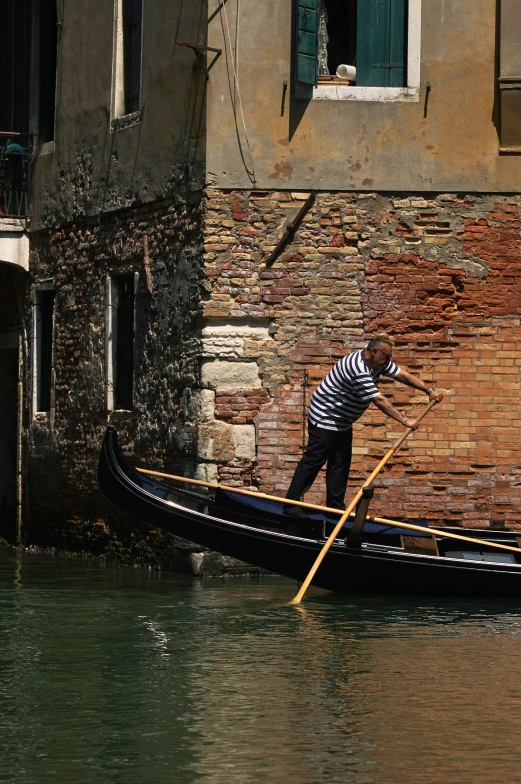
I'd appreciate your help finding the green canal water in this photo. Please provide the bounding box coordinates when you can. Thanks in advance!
[2,552,521,784]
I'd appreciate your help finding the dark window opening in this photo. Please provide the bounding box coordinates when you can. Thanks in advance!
[322,0,357,78]
[296,0,408,88]
[122,0,143,115]
[0,0,32,133]
[114,275,135,410]
[37,290,55,412]
[38,0,58,143]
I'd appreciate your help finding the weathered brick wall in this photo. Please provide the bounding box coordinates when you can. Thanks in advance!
[26,192,204,552]
[24,187,521,560]
[201,189,521,530]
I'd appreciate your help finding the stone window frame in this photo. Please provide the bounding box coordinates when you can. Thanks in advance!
[31,281,56,420]
[498,0,521,152]
[110,0,145,131]
[105,273,138,412]
[296,0,422,103]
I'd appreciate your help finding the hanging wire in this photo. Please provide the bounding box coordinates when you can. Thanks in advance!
[220,0,256,184]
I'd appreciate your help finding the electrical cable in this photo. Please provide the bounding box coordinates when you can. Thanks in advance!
[220,0,256,183]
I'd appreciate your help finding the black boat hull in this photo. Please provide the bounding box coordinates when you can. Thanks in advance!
[98,428,521,597]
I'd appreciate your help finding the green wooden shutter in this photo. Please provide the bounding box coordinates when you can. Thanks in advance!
[356,0,407,87]
[389,0,406,86]
[295,0,319,87]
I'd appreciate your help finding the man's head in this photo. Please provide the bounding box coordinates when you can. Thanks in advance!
[365,335,394,369]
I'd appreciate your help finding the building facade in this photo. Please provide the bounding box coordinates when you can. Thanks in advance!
[1,0,521,565]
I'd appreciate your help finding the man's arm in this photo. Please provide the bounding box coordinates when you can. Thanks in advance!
[394,369,444,403]
[371,394,420,430]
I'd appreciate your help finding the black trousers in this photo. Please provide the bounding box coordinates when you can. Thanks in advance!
[285,422,353,510]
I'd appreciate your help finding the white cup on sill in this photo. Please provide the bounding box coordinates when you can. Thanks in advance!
[336,64,356,81]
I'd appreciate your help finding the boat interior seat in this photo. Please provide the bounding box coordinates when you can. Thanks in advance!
[401,534,439,556]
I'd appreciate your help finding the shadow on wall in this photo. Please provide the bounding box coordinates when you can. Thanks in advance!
[177,0,209,183]
[492,0,500,135]
[289,0,312,143]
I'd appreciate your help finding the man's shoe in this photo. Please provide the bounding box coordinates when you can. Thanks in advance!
[283,504,309,519]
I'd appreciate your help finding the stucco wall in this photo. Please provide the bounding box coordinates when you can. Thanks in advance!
[206,0,521,191]
[29,0,208,228]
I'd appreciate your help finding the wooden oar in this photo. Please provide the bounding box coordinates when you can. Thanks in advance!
[137,469,348,514]
[137,464,521,556]
[288,398,438,604]
[367,515,521,556]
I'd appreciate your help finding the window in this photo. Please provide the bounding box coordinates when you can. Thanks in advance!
[0,0,32,134]
[33,288,55,413]
[37,0,58,144]
[106,275,135,411]
[498,0,521,152]
[112,0,143,120]
[317,1,357,82]
[295,0,420,101]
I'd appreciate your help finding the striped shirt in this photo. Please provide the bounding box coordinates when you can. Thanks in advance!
[308,349,401,431]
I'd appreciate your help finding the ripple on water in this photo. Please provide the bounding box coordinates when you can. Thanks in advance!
[1,552,521,784]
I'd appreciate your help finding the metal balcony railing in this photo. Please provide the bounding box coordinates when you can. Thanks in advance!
[0,132,32,218]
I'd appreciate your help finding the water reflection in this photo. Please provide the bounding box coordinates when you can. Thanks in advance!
[1,552,521,783]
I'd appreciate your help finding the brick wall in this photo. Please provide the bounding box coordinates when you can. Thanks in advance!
[202,189,521,530]
[26,192,204,549]
[23,187,521,556]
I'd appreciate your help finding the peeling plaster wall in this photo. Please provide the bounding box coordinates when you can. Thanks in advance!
[29,0,207,228]
[206,0,521,191]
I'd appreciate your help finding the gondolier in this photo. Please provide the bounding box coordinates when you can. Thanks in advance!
[285,335,444,515]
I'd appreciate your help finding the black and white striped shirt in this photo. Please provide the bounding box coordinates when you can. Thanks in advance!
[308,350,400,431]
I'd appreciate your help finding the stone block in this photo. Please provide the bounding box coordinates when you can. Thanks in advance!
[193,552,224,576]
[201,337,246,358]
[201,359,262,388]
[232,424,256,460]
[184,388,215,421]
[200,320,272,359]
[194,462,219,483]
[196,421,255,462]
[197,420,236,462]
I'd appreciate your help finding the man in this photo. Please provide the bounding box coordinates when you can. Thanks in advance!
[285,335,443,515]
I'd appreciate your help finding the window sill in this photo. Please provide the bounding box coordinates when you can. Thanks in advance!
[295,83,420,103]
[107,409,137,422]
[32,141,55,158]
[111,109,143,133]
[0,216,26,232]
[33,411,51,422]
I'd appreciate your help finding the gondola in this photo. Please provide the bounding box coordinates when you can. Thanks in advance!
[98,426,521,596]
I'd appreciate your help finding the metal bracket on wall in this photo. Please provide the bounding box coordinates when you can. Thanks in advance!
[177,42,222,80]
[266,192,317,267]
[423,81,432,119]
